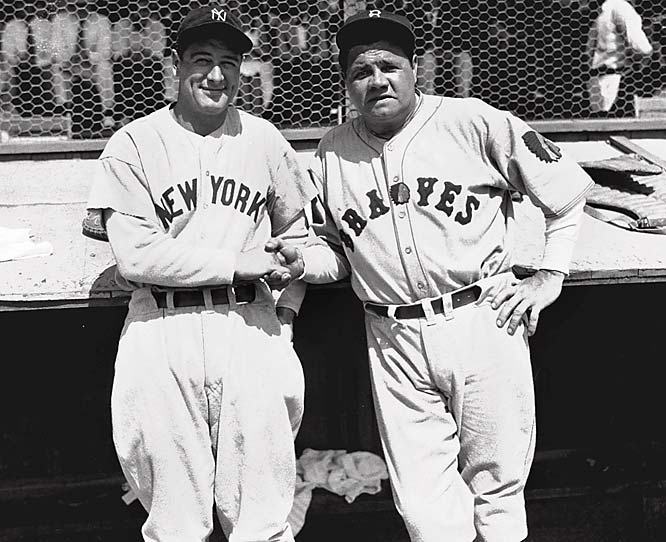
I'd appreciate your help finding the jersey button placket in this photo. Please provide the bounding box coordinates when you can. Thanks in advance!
[202,168,210,210]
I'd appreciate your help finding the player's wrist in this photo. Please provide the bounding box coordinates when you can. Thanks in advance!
[276,306,296,324]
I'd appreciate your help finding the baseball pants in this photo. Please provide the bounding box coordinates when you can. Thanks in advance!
[364,273,536,542]
[111,284,304,542]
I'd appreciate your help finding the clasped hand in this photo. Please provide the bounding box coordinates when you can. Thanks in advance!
[233,238,304,289]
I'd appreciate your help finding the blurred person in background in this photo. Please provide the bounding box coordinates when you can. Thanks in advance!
[267,0,334,127]
[625,7,666,104]
[1,2,30,116]
[112,0,167,127]
[238,4,275,117]
[586,0,653,117]
[1,1,57,118]
[83,1,114,127]
[51,0,78,109]
[29,0,58,116]
[61,0,112,138]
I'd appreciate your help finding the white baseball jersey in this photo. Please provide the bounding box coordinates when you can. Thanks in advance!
[88,104,316,292]
[307,95,593,305]
[92,103,314,541]
[588,0,653,71]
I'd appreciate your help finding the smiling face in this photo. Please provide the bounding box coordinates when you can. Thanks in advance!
[174,37,242,130]
[345,41,417,138]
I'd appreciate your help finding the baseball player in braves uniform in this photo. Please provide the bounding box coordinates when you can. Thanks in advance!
[269,9,593,542]
[86,5,315,542]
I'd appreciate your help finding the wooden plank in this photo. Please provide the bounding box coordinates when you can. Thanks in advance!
[531,118,666,134]
[609,135,666,171]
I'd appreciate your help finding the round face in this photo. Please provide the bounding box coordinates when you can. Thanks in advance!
[345,41,417,137]
[175,38,242,123]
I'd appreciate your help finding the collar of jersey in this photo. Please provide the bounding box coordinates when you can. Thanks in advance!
[164,104,241,139]
[355,91,439,153]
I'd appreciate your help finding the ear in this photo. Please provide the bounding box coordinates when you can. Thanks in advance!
[411,54,418,79]
[172,49,180,74]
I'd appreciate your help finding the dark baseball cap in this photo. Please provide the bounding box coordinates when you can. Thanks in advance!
[336,9,415,70]
[176,4,253,54]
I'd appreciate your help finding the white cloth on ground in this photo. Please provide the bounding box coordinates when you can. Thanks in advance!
[287,448,389,536]
[120,448,388,536]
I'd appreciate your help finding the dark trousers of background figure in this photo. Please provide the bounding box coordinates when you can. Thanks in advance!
[9,58,57,117]
[69,61,105,139]
[113,52,167,128]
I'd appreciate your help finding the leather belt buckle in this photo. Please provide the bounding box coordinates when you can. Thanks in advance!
[365,284,481,320]
[451,285,481,310]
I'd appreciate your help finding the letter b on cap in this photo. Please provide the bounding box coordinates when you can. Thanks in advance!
[368,10,381,17]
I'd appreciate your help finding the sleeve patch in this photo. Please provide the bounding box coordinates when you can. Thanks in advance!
[522,131,562,163]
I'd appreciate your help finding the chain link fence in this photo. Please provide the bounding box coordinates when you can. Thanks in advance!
[1,0,665,142]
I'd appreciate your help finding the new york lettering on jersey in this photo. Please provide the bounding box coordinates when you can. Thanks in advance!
[106,107,279,237]
[153,174,267,230]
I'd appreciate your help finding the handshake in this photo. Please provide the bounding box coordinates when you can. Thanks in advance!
[234,238,304,289]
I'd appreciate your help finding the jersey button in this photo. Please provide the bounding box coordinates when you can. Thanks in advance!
[205,170,210,176]
[393,176,400,182]
[398,210,406,218]
[387,144,394,151]
[417,282,426,290]
[405,247,412,254]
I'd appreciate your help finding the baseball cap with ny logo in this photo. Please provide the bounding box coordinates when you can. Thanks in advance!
[175,4,253,54]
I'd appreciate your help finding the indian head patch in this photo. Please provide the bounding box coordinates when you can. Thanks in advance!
[522,131,562,163]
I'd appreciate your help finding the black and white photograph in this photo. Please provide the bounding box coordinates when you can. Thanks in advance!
[1,1,666,541]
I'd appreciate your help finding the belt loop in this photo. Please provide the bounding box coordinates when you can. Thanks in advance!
[387,305,397,319]
[166,290,175,310]
[420,298,438,326]
[227,285,237,308]
[442,294,454,321]
[202,288,214,310]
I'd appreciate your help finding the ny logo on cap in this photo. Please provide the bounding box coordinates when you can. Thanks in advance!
[368,9,381,17]
[211,8,227,22]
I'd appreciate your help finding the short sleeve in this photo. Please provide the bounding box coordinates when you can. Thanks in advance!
[487,110,593,216]
[87,131,159,223]
[267,138,319,235]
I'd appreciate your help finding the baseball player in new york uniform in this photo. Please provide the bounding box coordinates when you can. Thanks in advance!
[269,9,594,542]
[86,5,315,542]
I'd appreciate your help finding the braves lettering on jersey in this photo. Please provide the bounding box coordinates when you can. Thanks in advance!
[309,95,593,305]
